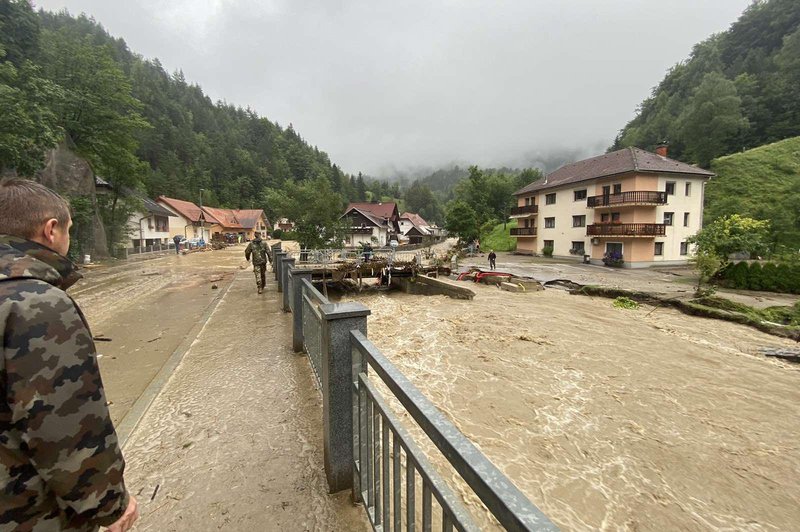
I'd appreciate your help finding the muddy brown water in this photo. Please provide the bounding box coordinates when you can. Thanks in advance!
[343,284,800,531]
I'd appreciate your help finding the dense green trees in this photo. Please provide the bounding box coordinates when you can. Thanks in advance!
[0,3,359,204]
[613,0,800,165]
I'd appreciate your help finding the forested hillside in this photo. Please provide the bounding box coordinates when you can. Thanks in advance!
[1,1,372,252]
[706,136,800,250]
[612,0,800,167]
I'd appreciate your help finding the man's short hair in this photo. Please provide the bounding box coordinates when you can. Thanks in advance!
[0,178,71,239]
[254,231,261,237]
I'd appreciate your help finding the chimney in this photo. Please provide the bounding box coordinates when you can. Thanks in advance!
[655,143,668,157]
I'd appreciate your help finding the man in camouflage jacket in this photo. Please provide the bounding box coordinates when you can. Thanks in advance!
[0,179,136,531]
[244,232,271,294]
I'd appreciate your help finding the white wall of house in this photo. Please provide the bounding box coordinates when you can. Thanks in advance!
[346,226,388,247]
[535,186,593,257]
[126,212,171,247]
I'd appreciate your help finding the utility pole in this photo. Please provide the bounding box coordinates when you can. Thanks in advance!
[199,188,205,241]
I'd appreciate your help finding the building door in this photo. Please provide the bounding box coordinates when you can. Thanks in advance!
[606,242,623,257]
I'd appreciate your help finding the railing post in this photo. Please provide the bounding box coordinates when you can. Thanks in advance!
[271,244,282,279]
[281,257,295,311]
[274,251,287,292]
[289,267,313,352]
[319,302,370,493]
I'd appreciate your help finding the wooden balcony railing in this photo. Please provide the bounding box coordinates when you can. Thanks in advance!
[350,227,373,234]
[510,227,537,236]
[587,191,667,208]
[510,204,538,216]
[586,223,666,237]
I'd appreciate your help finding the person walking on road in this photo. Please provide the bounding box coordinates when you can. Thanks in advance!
[245,231,270,294]
[0,179,138,532]
[173,234,182,254]
[488,250,497,270]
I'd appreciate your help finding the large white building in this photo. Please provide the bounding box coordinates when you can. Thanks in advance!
[511,146,714,268]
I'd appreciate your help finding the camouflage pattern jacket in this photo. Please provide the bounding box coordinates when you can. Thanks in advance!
[0,236,129,531]
[244,238,271,266]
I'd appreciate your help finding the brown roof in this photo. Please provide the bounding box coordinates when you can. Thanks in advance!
[400,212,429,228]
[158,196,221,224]
[514,147,714,195]
[233,209,268,230]
[343,207,386,227]
[345,202,398,220]
[202,207,242,229]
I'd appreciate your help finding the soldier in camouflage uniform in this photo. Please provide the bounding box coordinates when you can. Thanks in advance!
[0,179,137,531]
[244,231,271,294]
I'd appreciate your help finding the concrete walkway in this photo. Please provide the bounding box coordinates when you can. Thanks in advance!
[121,267,367,531]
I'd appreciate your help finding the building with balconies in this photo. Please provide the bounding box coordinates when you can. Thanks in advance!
[511,146,714,267]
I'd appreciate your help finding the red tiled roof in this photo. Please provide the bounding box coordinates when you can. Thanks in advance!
[345,202,398,220]
[400,212,429,228]
[201,207,243,229]
[233,209,268,230]
[158,196,221,224]
[514,147,714,195]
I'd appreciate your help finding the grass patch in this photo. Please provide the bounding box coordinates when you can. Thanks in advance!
[613,296,640,310]
[574,285,800,340]
[481,220,517,252]
[693,296,800,326]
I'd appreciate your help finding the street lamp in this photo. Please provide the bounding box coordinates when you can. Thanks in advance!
[199,188,205,241]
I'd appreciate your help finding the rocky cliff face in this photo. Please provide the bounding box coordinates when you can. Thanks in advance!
[37,141,110,258]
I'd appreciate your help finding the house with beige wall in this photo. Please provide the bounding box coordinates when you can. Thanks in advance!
[157,196,221,241]
[511,146,713,268]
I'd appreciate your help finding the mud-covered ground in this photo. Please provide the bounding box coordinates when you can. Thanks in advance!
[345,279,800,531]
[71,248,243,424]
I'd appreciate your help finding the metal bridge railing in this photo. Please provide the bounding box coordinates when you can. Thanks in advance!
[301,278,327,389]
[278,261,558,531]
[351,332,557,532]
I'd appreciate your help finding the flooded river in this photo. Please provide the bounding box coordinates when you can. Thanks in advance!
[344,284,800,531]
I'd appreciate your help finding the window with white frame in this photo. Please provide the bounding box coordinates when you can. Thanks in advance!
[664,212,674,225]
[680,241,688,255]
[683,212,690,227]
[545,193,556,205]
[666,182,676,195]
[545,217,555,228]
[654,242,663,256]
[572,215,585,227]
[574,189,587,201]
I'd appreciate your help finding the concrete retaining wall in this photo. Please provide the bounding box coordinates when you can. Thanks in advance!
[391,275,475,300]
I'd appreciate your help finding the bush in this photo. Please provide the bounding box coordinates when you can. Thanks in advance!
[719,260,800,293]
[724,261,749,287]
[760,262,779,292]
[775,263,792,292]
[602,250,624,267]
[271,228,283,239]
[542,245,554,257]
[747,262,764,290]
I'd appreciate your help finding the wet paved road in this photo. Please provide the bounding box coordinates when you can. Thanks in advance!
[120,257,367,531]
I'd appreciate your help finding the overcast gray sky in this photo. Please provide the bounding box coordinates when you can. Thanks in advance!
[34,0,752,176]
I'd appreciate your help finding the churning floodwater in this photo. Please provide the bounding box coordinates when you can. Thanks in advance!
[343,285,800,531]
